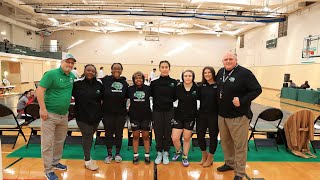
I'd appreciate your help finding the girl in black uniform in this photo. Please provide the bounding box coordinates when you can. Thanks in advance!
[197,66,219,167]
[72,64,103,171]
[171,70,199,167]
[128,71,152,165]
[150,60,177,165]
[101,63,129,164]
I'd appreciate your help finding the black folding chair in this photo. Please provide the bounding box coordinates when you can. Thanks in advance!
[310,115,320,153]
[0,104,27,148]
[127,118,153,150]
[248,108,284,151]
[24,103,41,147]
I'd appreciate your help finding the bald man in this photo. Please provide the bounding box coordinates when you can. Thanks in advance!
[216,52,262,180]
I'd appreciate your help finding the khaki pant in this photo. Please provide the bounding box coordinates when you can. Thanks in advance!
[41,112,68,174]
[218,115,249,177]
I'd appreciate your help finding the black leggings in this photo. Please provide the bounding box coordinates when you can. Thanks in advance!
[196,112,219,154]
[102,113,126,153]
[76,120,99,161]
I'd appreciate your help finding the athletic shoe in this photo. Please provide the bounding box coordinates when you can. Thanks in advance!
[45,172,58,180]
[104,155,113,164]
[52,163,67,170]
[133,156,139,165]
[145,156,151,165]
[163,151,170,165]
[115,154,122,163]
[182,156,189,167]
[85,160,99,171]
[155,151,163,165]
[172,150,182,161]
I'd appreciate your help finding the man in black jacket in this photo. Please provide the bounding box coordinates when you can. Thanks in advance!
[216,52,262,180]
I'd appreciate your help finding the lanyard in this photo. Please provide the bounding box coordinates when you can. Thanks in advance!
[222,64,238,83]
[220,65,238,99]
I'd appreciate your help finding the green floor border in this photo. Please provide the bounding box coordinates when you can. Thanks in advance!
[7,139,320,162]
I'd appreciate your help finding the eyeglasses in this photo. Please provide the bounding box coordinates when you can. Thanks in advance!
[63,60,75,65]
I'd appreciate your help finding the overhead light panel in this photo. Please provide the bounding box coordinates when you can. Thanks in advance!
[89,29,101,33]
[109,30,124,33]
[113,22,135,28]
[194,23,212,30]
[129,8,144,12]
[263,6,270,12]
[48,18,59,26]
[48,18,58,23]
[67,40,85,50]
[192,0,249,5]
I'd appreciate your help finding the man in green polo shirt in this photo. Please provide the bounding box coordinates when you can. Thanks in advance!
[36,53,76,180]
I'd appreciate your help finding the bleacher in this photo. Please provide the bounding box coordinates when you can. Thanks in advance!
[0,42,62,60]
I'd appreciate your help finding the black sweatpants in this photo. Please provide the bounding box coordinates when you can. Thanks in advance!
[102,113,126,152]
[76,120,99,161]
[196,112,219,154]
[153,110,174,152]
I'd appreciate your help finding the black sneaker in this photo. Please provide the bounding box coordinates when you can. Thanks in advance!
[217,164,234,172]
[145,156,151,165]
[133,156,139,165]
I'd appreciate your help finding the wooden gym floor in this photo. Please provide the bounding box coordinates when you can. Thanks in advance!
[1,88,320,180]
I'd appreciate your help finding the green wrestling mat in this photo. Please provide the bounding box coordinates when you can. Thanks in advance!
[7,139,320,162]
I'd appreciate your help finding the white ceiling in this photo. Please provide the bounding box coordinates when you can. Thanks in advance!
[1,0,319,36]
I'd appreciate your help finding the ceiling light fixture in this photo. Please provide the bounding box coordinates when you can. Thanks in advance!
[194,23,212,30]
[67,40,85,50]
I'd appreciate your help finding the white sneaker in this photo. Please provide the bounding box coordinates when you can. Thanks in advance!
[85,160,99,171]
[104,155,113,164]
[163,151,170,165]
[115,155,122,163]
[155,151,162,165]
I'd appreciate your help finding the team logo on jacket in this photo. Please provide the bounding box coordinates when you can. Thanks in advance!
[131,123,137,128]
[229,77,235,82]
[96,90,100,94]
[70,77,74,83]
[134,91,145,102]
[111,82,123,92]
[170,83,175,87]
[192,91,197,96]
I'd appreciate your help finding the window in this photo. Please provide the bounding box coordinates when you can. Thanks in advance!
[239,35,244,48]
[278,17,288,38]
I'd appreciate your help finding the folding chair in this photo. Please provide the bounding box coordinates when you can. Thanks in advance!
[248,108,284,151]
[93,117,130,149]
[0,104,27,148]
[65,104,83,145]
[310,115,320,153]
[191,121,210,151]
[127,117,153,150]
[24,103,41,147]
[93,120,105,149]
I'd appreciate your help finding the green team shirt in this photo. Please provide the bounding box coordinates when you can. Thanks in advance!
[39,67,75,115]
